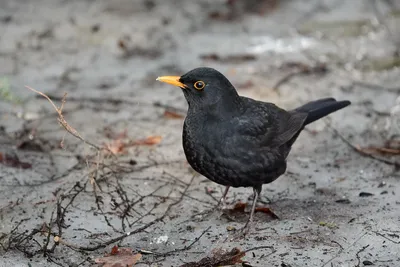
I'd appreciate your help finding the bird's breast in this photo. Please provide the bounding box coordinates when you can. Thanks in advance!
[182,120,224,171]
[182,119,286,187]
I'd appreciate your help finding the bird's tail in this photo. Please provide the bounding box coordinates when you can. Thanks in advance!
[293,98,351,125]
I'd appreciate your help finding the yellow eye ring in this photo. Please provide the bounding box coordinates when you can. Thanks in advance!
[194,81,205,90]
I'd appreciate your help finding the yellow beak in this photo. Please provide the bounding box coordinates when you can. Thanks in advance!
[156,76,187,89]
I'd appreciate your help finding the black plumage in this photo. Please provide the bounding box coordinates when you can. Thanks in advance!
[157,67,351,228]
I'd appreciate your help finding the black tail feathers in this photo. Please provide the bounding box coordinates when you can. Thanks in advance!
[294,98,351,125]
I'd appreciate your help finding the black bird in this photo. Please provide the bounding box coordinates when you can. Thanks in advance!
[157,67,350,228]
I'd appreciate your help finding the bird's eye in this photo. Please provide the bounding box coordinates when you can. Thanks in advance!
[194,81,205,90]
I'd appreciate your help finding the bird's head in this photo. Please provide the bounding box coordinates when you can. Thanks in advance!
[157,67,240,110]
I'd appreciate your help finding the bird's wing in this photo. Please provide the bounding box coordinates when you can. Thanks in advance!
[267,110,307,147]
[237,98,308,148]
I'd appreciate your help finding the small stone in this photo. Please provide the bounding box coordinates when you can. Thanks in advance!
[378,181,386,188]
[363,260,373,265]
[91,24,100,33]
[226,225,236,231]
[336,198,351,204]
[359,192,374,197]
[1,15,12,23]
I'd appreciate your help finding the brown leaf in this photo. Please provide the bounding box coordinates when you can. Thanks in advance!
[228,202,279,219]
[180,247,245,267]
[0,151,32,169]
[164,110,184,119]
[132,135,162,146]
[385,139,400,150]
[110,245,119,255]
[199,53,221,61]
[357,145,400,155]
[118,39,127,51]
[255,207,280,219]
[105,140,126,155]
[104,135,162,155]
[232,202,247,212]
[95,247,141,267]
[208,11,234,21]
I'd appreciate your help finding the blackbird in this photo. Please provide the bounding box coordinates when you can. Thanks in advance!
[157,67,350,228]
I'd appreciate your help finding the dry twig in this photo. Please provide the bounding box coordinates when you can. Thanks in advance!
[26,86,102,150]
[330,126,399,168]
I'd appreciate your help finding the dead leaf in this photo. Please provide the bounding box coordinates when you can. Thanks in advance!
[385,139,400,150]
[110,245,119,255]
[105,140,126,155]
[104,135,162,155]
[357,145,400,155]
[199,53,220,61]
[255,207,280,219]
[208,11,230,21]
[232,202,247,212]
[180,247,245,267]
[102,128,129,155]
[0,151,32,169]
[118,39,127,51]
[131,135,162,146]
[228,202,279,219]
[95,247,141,267]
[164,110,184,119]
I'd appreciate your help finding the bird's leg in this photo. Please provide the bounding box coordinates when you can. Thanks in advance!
[258,195,272,205]
[242,185,262,231]
[196,186,230,220]
[217,186,230,209]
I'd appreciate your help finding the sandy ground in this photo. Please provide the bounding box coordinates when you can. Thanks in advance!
[1,0,400,266]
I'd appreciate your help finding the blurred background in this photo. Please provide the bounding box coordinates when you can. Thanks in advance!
[1,0,399,266]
